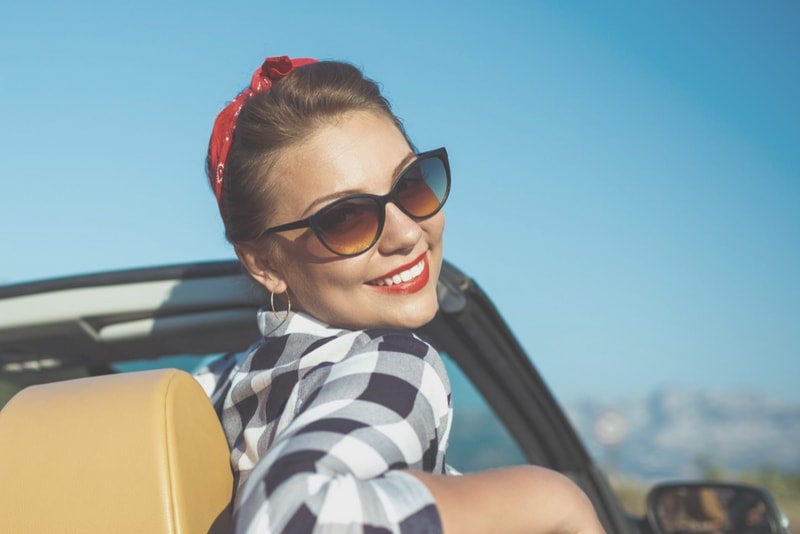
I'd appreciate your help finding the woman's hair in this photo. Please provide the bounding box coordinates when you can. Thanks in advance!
[209,61,411,245]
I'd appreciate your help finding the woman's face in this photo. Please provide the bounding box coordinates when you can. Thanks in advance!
[249,110,445,331]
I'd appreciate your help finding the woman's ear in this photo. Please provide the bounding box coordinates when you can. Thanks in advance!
[235,243,288,295]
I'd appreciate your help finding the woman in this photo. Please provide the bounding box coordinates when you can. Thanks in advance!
[197,55,605,534]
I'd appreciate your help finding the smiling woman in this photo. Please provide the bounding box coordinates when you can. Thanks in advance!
[236,110,446,330]
[195,55,606,533]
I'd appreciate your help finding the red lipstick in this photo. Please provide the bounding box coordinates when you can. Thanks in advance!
[367,252,430,295]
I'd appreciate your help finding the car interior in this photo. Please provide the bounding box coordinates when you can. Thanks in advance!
[0,261,561,531]
[0,261,636,532]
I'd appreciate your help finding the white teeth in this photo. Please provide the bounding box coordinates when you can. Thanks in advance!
[372,259,425,286]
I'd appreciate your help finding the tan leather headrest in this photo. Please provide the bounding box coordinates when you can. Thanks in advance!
[0,369,232,533]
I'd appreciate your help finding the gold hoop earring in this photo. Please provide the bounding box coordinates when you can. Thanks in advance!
[270,291,291,322]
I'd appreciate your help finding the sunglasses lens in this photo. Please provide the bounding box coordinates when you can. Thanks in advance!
[315,198,381,255]
[395,155,449,218]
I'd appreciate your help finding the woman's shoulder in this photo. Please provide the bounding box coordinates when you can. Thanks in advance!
[334,328,450,393]
[292,326,451,430]
[341,327,445,376]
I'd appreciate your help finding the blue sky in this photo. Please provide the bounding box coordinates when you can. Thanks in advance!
[1,1,798,404]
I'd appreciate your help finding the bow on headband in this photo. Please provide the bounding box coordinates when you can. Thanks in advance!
[208,55,318,215]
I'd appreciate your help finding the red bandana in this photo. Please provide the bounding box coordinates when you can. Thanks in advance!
[208,55,318,216]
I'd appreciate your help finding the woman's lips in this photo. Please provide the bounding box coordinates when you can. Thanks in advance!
[366,252,430,294]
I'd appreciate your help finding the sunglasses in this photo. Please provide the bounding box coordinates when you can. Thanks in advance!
[261,147,450,256]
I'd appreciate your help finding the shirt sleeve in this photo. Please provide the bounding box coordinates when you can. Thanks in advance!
[193,350,249,416]
[233,330,452,534]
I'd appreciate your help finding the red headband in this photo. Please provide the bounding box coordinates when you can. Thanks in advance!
[208,55,318,215]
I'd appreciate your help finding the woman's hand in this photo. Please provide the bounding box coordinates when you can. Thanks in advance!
[411,465,606,534]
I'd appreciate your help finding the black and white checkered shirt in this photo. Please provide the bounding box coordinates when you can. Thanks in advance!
[195,309,453,533]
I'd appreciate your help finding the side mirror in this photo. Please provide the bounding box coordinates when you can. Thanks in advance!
[646,481,788,534]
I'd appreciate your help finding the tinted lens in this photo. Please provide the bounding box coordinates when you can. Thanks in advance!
[314,197,381,255]
[395,155,449,218]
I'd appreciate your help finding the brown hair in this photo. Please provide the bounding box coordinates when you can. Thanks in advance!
[208,61,412,245]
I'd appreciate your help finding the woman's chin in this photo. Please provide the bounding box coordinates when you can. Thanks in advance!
[384,298,439,330]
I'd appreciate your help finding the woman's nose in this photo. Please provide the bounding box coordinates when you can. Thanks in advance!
[377,202,422,254]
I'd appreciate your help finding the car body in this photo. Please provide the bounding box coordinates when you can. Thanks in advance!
[0,259,788,533]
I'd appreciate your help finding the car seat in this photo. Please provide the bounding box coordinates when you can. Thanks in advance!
[0,368,233,533]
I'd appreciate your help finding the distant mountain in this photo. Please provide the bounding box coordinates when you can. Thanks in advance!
[566,388,800,482]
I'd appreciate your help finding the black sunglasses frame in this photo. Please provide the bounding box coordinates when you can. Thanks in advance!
[260,147,450,256]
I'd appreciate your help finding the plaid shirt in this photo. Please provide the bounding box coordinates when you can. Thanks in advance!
[195,310,453,533]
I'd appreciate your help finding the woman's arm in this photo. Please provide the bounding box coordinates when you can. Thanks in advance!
[412,466,606,534]
[233,329,605,533]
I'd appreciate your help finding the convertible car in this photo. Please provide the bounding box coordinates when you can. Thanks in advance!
[0,259,788,533]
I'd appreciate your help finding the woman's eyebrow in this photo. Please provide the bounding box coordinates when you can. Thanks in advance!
[391,152,417,181]
[301,151,417,216]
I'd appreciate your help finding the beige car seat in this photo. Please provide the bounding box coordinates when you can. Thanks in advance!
[0,369,233,533]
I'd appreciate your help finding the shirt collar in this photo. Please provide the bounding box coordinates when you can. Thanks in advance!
[257,308,345,338]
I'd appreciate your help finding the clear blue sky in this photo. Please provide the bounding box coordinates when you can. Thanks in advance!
[1,1,798,404]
